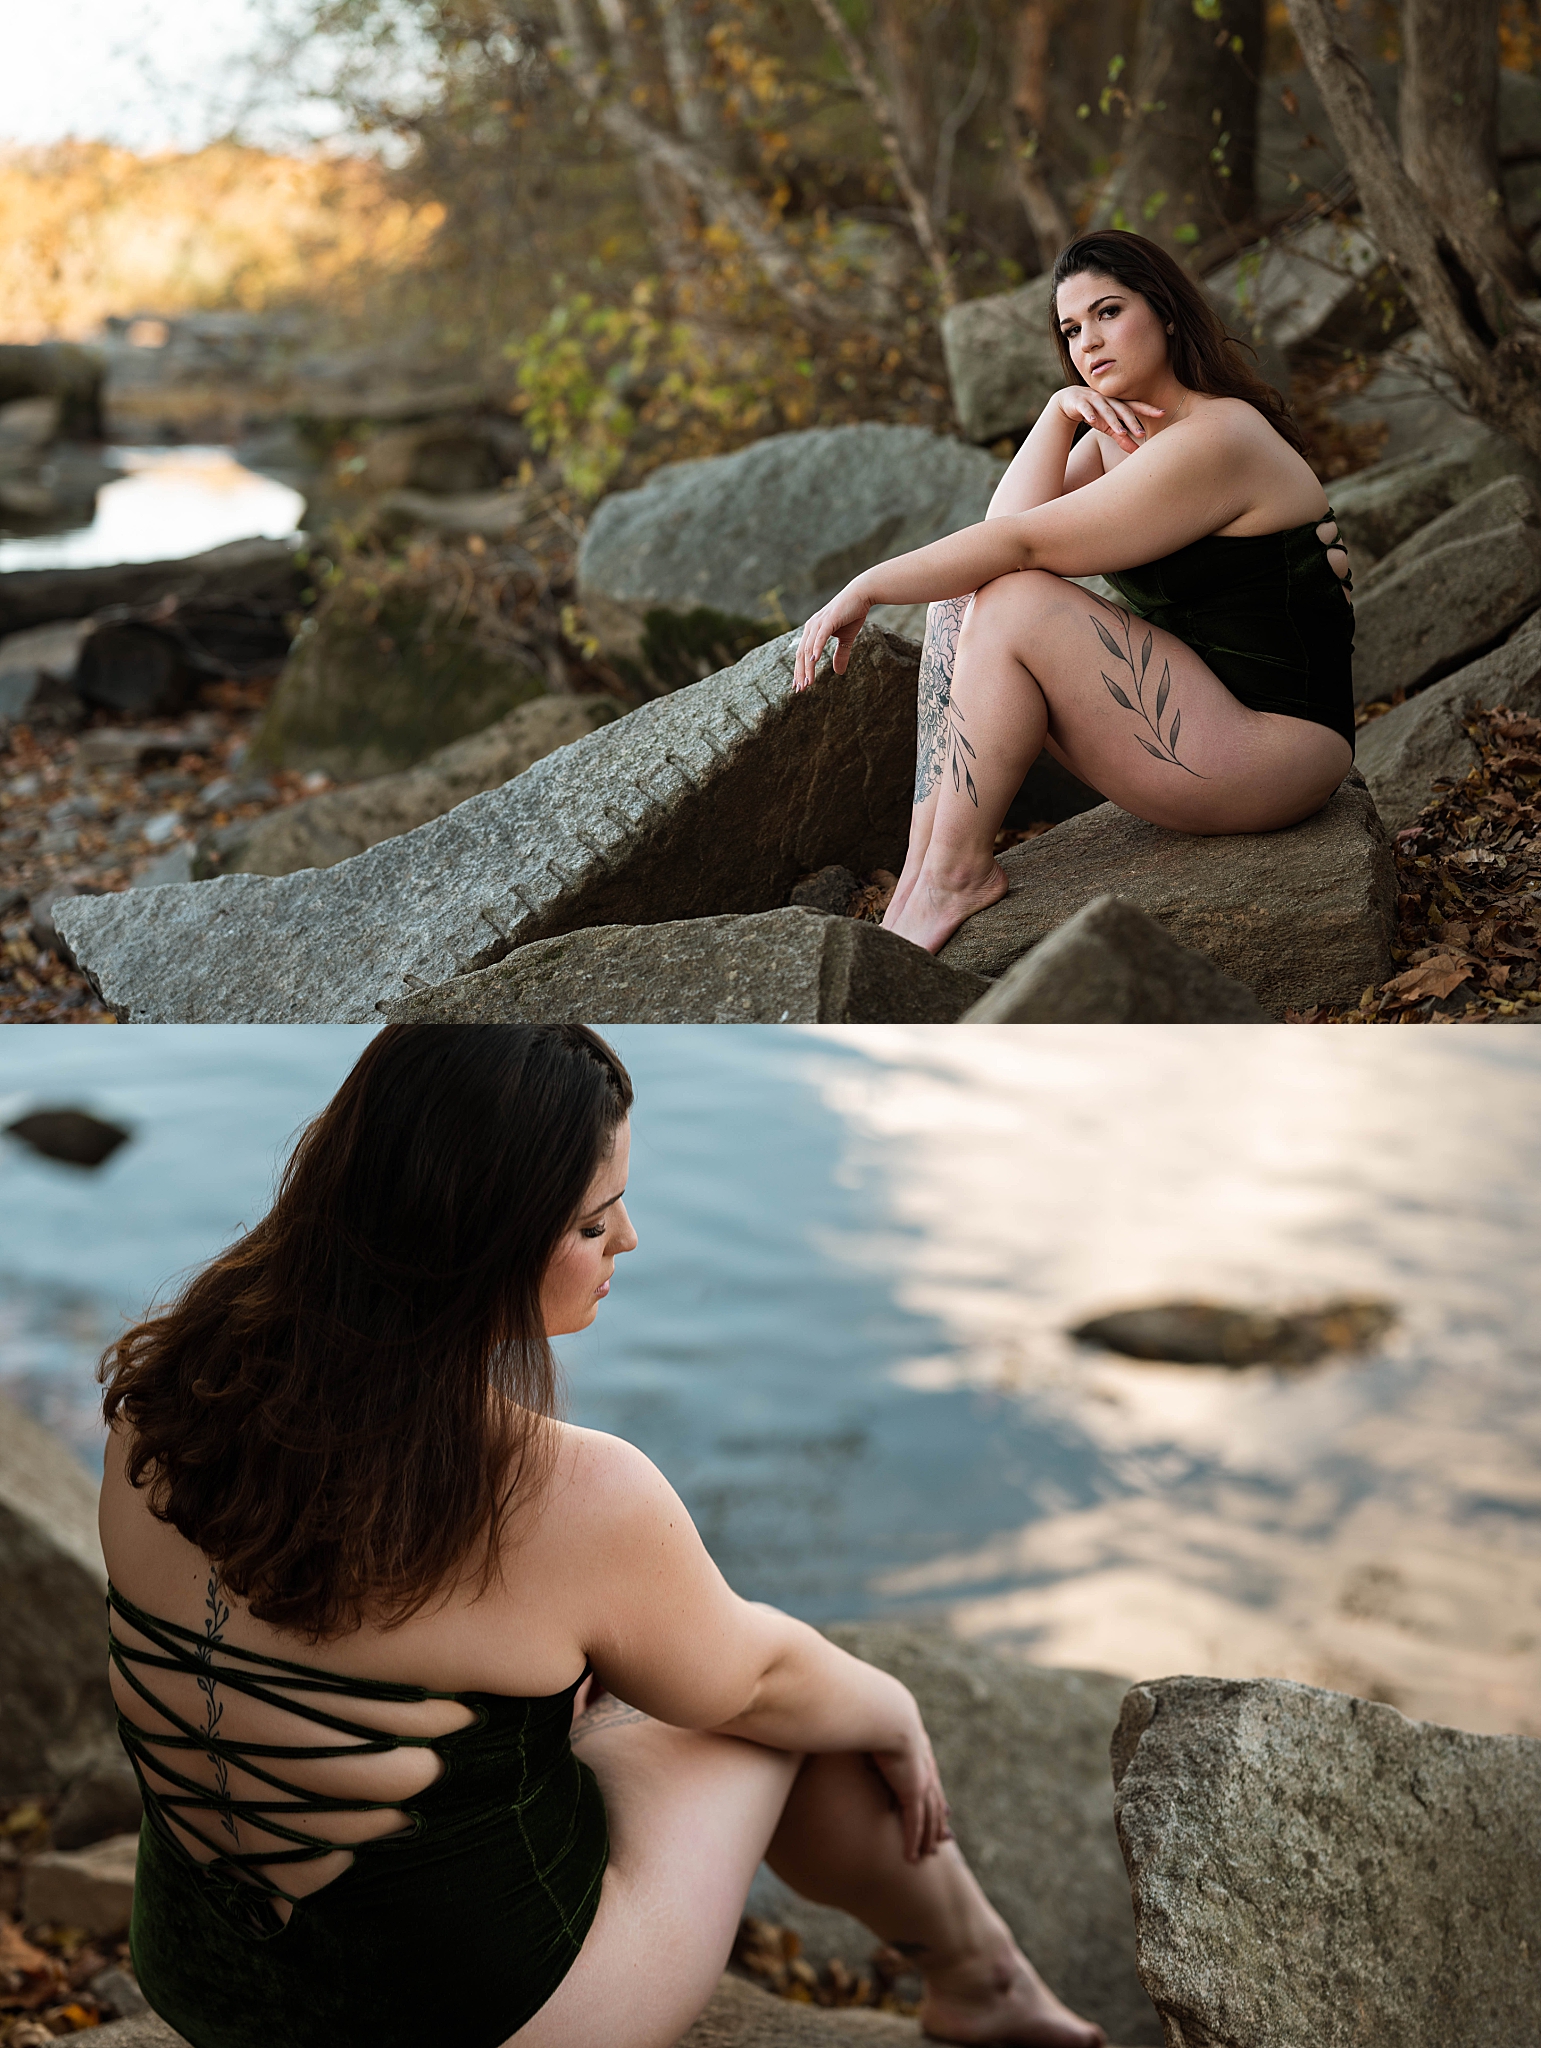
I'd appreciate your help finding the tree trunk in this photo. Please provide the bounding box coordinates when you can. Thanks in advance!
[1005,0,1071,262]
[1094,0,1265,259]
[1284,0,1541,462]
[1400,0,1530,296]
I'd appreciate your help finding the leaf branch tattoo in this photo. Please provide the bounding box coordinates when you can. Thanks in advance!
[914,595,979,807]
[194,1570,237,1838]
[1090,597,1205,776]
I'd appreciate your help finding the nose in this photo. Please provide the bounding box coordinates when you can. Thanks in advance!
[611,1200,639,1256]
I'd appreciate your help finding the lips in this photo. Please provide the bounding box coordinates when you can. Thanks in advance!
[1090,358,1115,375]
[596,1279,611,1298]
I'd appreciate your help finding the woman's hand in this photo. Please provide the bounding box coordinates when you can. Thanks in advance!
[870,1715,953,1863]
[793,577,872,693]
[1054,384,1165,456]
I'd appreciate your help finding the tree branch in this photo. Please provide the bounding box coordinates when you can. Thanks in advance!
[806,0,957,310]
[550,0,855,330]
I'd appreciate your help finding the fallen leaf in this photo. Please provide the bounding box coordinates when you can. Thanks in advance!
[1381,954,1474,1001]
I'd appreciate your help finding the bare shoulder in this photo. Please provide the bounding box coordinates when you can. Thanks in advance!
[535,1422,683,1546]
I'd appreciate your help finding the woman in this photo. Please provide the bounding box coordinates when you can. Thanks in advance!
[98,1024,1106,2048]
[794,229,1355,953]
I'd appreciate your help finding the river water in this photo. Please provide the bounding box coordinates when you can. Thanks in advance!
[0,446,305,571]
[2,1024,1537,1736]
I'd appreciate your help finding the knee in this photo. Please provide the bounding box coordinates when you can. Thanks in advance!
[962,569,1063,638]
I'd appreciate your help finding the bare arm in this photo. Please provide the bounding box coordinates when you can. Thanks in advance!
[549,1430,949,1858]
[985,383,1137,517]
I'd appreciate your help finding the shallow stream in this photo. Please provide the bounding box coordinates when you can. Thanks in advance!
[0,446,304,572]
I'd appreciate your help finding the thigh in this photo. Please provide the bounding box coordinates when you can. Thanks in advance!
[507,1706,800,2048]
[961,571,1352,834]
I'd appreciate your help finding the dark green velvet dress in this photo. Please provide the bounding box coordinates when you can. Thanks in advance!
[1104,514,1356,749]
[108,1585,609,2048]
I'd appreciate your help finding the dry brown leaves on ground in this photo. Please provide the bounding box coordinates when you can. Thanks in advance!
[0,1914,129,2039]
[732,1918,919,2015]
[1293,707,1541,1023]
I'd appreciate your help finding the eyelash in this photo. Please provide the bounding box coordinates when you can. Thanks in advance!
[580,1224,608,1239]
[1062,306,1119,339]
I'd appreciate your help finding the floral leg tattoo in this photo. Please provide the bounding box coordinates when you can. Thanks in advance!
[1090,596,1206,776]
[193,1570,238,1838]
[914,595,979,806]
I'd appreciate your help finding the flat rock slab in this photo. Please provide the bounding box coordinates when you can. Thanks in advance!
[826,1626,1159,2046]
[383,909,988,1024]
[22,1830,138,1938]
[57,628,920,1022]
[962,894,1265,1023]
[0,537,301,637]
[1332,428,1541,565]
[938,779,1394,1018]
[1357,611,1541,831]
[1112,1676,1541,2048]
[1357,473,1541,596]
[1351,517,1541,706]
[577,424,1004,657]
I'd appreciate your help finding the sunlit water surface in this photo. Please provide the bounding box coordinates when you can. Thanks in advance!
[2,1026,1537,1735]
[0,447,304,571]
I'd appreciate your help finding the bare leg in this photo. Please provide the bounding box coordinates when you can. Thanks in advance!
[768,1749,1104,2048]
[885,594,971,930]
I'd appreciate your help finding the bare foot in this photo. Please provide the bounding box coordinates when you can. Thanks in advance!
[920,1945,1107,2048]
[883,861,1009,954]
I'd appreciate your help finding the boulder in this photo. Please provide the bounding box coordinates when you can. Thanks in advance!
[1351,518,1541,706]
[0,538,304,640]
[22,1832,139,1939]
[1205,219,1404,361]
[58,627,920,1022]
[0,619,90,729]
[960,894,1265,1024]
[576,426,1005,661]
[939,274,1062,445]
[0,341,105,441]
[74,2024,184,2048]
[1112,1676,1541,2048]
[347,416,525,496]
[50,1749,144,1850]
[1357,474,1541,597]
[199,695,624,879]
[381,910,989,1024]
[251,561,550,780]
[938,778,1394,1017]
[1331,429,1541,568]
[366,487,531,543]
[825,1625,1159,2046]
[0,1389,115,1795]
[1356,612,1541,831]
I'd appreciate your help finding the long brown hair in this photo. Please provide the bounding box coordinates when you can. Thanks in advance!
[102,1023,634,1640]
[1050,229,1306,455]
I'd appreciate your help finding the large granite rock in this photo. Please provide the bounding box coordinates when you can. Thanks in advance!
[577,426,1005,659]
[939,274,1062,446]
[1356,475,1541,598]
[57,627,920,1022]
[0,618,90,732]
[0,1389,115,1794]
[960,894,1265,1024]
[199,695,623,878]
[1351,518,1541,706]
[826,1625,1158,2046]
[1205,219,1399,360]
[938,778,1394,1017]
[1356,613,1541,831]
[252,562,550,781]
[0,340,105,441]
[1331,430,1541,568]
[1112,1676,1541,2048]
[0,538,302,639]
[382,909,988,1024]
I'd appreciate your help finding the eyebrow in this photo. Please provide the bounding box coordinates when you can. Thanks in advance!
[580,1188,627,1220]
[1060,295,1123,329]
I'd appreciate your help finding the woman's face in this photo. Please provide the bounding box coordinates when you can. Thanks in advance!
[540,1118,638,1337]
[1055,269,1172,396]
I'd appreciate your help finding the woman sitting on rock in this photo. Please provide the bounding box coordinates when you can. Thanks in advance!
[794,227,1355,953]
[98,1024,1105,2048]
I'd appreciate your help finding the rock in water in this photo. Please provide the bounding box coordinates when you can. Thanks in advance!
[938,778,1394,1018]
[576,425,1005,661]
[199,695,625,878]
[57,627,921,1022]
[381,910,988,1024]
[0,537,302,639]
[0,1390,116,1794]
[961,894,1265,1023]
[826,1626,1160,2045]
[4,1107,132,1168]
[1112,1676,1541,2048]
[1070,1298,1395,1367]
[1351,518,1541,707]
[1357,611,1541,832]
[939,274,1063,444]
